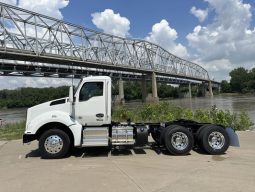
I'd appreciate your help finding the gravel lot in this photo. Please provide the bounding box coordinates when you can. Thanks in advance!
[0,131,255,192]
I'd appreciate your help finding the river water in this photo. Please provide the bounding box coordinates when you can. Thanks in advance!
[0,108,27,124]
[1,95,255,124]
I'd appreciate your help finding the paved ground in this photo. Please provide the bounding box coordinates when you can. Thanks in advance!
[0,131,255,192]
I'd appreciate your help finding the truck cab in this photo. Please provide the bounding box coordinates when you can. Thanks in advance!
[71,76,111,126]
[23,76,237,159]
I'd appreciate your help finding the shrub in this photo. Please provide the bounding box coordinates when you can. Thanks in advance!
[112,102,252,131]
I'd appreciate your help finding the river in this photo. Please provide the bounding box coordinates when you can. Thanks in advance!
[1,95,255,124]
[0,108,27,124]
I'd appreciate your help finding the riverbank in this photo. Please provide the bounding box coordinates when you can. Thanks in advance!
[217,92,255,96]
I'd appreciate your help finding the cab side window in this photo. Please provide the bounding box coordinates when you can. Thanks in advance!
[79,82,103,101]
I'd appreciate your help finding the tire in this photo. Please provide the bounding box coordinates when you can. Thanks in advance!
[199,125,230,155]
[196,124,215,150]
[164,125,194,155]
[39,129,70,159]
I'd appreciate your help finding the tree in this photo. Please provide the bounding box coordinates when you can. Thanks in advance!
[220,80,231,93]
[0,86,69,109]
[229,67,249,93]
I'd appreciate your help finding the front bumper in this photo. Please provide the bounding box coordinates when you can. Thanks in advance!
[23,134,36,143]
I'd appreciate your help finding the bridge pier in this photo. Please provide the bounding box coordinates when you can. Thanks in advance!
[115,79,125,104]
[145,72,159,103]
[200,82,206,97]
[152,72,158,99]
[218,85,221,93]
[208,81,213,97]
[188,83,192,98]
[141,75,147,102]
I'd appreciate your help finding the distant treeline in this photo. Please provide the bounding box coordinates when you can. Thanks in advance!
[221,67,255,93]
[112,81,205,101]
[0,81,203,109]
[112,81,180,100]
[0,86,69,108]
[0,84,181,109]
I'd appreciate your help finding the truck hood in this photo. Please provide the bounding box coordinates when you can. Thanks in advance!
[26,97,69,128]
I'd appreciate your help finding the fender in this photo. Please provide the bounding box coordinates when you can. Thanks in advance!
[225,127,240,147]
[25,110,82,146]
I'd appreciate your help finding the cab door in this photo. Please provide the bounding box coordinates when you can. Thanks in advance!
[75,80,106,126]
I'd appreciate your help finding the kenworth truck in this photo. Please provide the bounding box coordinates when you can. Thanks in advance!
[23,76,239,159]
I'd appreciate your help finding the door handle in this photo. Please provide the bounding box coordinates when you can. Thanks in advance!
[96,113,104,118]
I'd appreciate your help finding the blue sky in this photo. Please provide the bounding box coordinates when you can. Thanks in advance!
[1,0,255,89]
[62,0,255,47]
[62,0,208,45]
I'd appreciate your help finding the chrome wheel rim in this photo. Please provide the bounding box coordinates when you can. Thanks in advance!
[44,135,63,154]
[208,131,225,150]
[171,132,189,151]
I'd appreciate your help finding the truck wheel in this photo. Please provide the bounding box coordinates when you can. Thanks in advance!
[164,125,194,155]
[196,125,216,149]
[39,129,70,159]
[199,125,230,155]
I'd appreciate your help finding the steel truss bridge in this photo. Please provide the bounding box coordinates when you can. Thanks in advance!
[0,2,218,87]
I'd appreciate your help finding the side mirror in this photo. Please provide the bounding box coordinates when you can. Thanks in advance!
[69,86,74,103]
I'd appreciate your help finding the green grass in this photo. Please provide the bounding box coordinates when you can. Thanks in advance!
[0,121,26,140]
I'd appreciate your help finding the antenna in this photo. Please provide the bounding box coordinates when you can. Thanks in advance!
[71,62,74,87]
[69,62,75,117]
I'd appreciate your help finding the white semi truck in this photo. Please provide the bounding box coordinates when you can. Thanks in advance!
[23,76,239,159]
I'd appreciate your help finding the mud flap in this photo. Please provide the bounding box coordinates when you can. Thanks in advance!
[225,127,240,147]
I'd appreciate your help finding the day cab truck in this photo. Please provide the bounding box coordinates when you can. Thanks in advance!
[23,76,239,159]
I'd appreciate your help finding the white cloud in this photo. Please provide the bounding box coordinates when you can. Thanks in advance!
[91,9,130,37]
[0,76,76,90]
[19,0,69,19]
[0,0,16,5]
[146,19,188,58]
[187,0,255,80]
[0,0,69,19]
[190,6,208,22]
[196,59,233,81]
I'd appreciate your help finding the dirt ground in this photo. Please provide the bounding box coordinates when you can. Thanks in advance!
[0,131,255,192]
